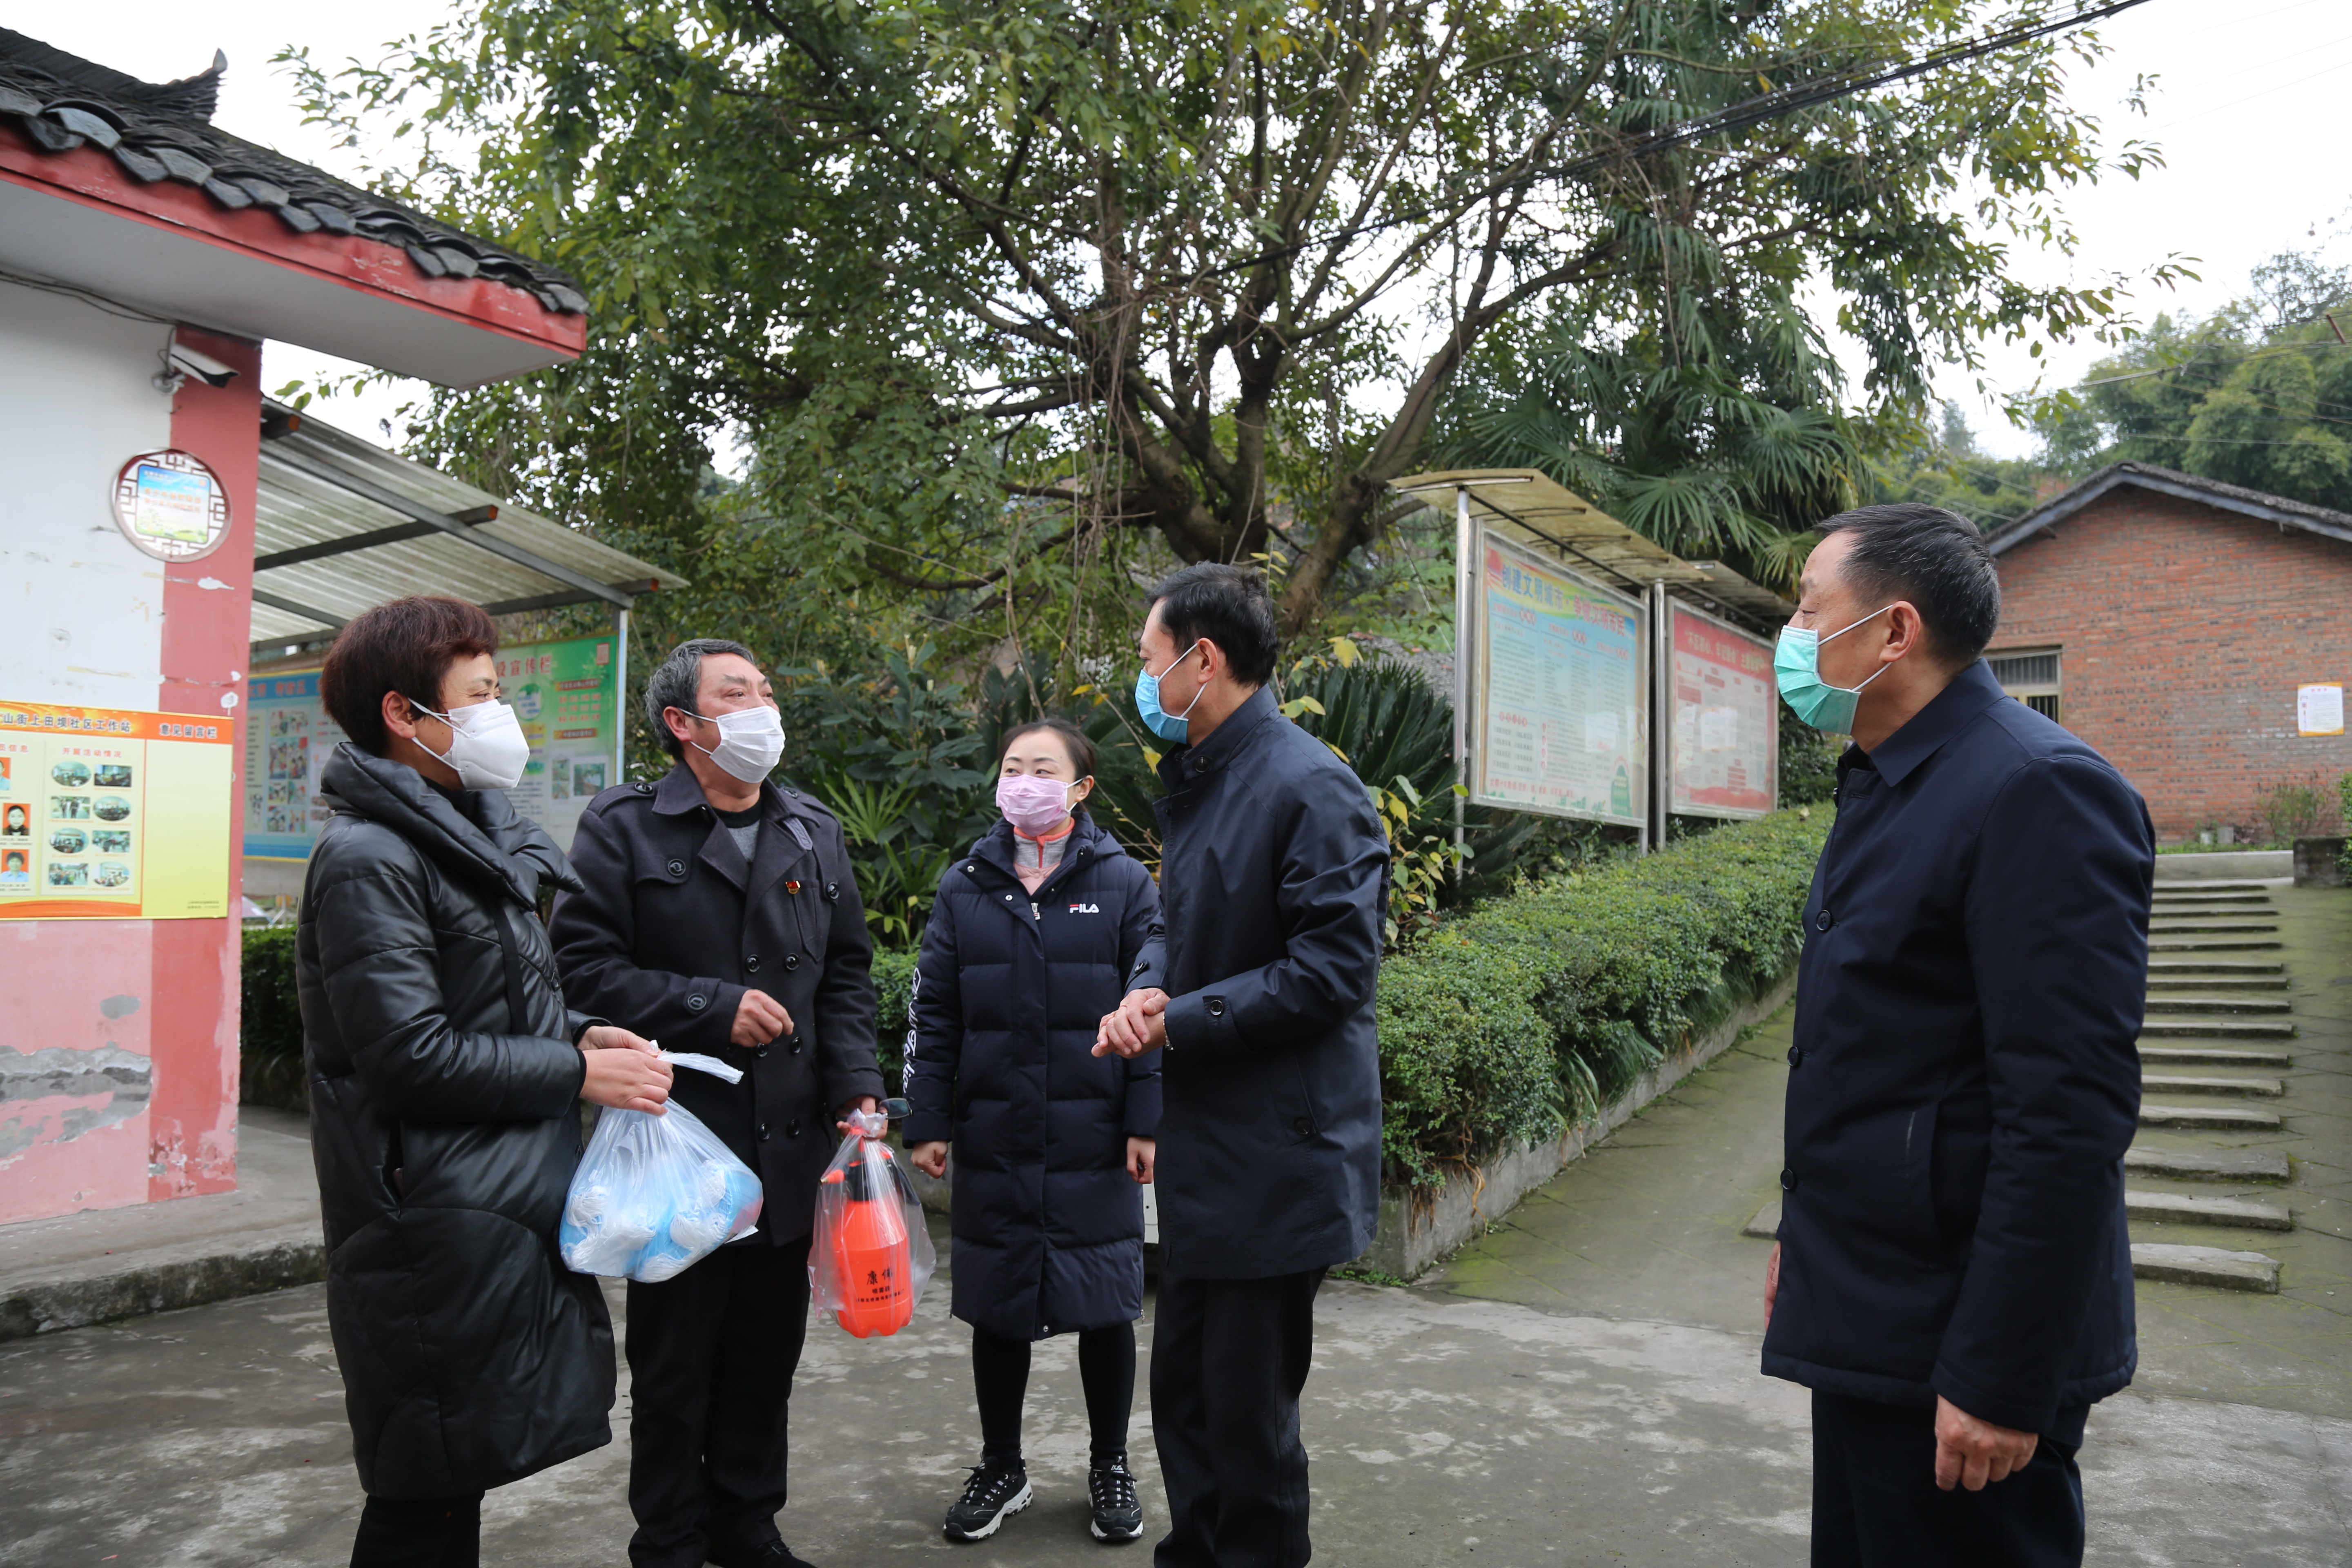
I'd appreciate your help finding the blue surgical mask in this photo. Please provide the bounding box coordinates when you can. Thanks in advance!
[1134,639,1207,742]
[1774,606,1894,733]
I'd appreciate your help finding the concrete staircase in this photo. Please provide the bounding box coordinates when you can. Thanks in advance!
[2129,876,2299,1293]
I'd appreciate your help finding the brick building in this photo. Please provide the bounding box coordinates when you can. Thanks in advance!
[1983,461,2352,843]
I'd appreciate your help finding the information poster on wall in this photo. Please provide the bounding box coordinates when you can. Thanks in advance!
[0,699,235,920]
[1667,603,1777,818]
[1471,530,1647,825]
[243,632,623,861]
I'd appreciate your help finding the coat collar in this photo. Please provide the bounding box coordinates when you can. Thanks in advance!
[648,763,817,899]
[1156,684,1278,791]
[1860,659,2014,788]
[319,743,580,907]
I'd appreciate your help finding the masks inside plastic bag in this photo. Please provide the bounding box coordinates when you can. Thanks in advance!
[561,1049,764,1283]
[809,1109,935,1337]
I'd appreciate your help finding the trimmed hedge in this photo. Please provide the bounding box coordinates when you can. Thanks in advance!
[1375,808,1829,1188]
[240,925,306,1111]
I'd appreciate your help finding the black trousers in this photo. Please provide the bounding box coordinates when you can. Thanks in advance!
[972,1321,1138,1466]
[1150,1265,1325,1568]
[625,1238,813,1568]
[1811,1390,2085,1568]
[349,1492,483,1568]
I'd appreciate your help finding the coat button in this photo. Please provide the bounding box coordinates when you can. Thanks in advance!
[1787,1046,1804,1068]
[746,954,761,973]
[757,1121,771,1141]
[686,993,707,1012]
[667,858,686,877]
[755,1042,771,1059]
[784,953,801,971]
[787,1119,802,1138]
[789,1036,804,1056]
[1780,1168,1797,1191]
[1814,909,1833,932]
[1206,996,1226,1017]
[1292,1116,1312,1137]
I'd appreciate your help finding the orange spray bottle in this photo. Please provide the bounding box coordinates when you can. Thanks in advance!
[821,1139,914,1338]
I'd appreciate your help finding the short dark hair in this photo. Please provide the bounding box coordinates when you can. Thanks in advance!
[998,717,1096,780]
[1147,564,1279,686]
[644,638,758,759]
[321,595,498,755]
[1815,503,2000,665]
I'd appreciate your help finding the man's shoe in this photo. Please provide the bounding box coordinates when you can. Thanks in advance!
[943,1460,1033,1542]
[1087,1458,1144,1543]
[708,1541,817,1568]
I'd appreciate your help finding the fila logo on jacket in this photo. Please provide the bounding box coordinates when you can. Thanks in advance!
[1067,902,1101,914]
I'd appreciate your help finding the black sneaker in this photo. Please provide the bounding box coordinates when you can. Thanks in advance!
[707,1541,817,1568]
[1087,1458,1144,1543]
[944,1460,1033,1542]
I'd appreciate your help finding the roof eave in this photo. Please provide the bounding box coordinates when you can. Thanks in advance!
[1987,462,2352,555]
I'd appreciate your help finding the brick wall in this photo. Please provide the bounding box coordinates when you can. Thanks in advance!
[1991,486,2352,842]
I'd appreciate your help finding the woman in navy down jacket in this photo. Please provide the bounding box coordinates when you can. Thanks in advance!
[903,719,1161,1546]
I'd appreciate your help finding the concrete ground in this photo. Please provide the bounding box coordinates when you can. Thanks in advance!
[2,889,2347,1566]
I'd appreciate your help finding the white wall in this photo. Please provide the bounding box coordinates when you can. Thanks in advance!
[0,281,174,710]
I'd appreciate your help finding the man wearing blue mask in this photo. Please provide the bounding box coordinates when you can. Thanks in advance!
[1763,506,2152,1568]
[552,638,883,1568]
[1096,564,1388,1568]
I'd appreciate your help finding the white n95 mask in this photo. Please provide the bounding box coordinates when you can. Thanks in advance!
[414,699,532,791]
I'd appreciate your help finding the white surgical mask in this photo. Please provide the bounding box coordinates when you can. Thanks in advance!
[689,705,786,783]
[412,699,531,791]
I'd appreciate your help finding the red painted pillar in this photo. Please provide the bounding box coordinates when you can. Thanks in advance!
[149,325,260,1198]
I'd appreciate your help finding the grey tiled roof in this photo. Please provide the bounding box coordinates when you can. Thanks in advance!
[1982,460,2352,557]
[0,29,586,315]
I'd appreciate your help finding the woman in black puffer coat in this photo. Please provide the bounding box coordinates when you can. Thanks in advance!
[297,597,673,1568]
[903,719,1161,1546]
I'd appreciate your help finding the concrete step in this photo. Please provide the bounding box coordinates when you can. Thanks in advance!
[1742,1199,1781,1240]
[2142,1074,2285,1098]
[2125,1190,2292,1231]
[2147,936,2283,952]
[2139,1045,2293,1069]
[2151,891,2274,905]
[2139,1103,2285,1130]
[2125,1146,2290,1183]
[2143,995,2293,1015]
[2147,958,2286,975]
[2140,1017,2295,1040]
[2147,920,2281,934]
[2146,975,2291,992]
[2149,878,2280,892]
[2131,1243,2281,1293]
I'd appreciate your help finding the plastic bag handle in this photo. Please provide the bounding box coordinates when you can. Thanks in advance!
[843,1107,889,1139]
[654,1047,744,1086]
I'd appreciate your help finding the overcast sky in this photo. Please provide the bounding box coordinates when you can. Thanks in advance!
[30,0,2352,460]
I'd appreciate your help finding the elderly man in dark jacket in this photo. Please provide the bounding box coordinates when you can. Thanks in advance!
[1763,504,2151,1568]
[299,595,673,1568]
[1097,564,1388,1568]
[550,638,883,1568]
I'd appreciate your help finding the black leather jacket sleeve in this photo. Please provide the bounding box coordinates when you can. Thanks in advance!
[307,853,586,1125]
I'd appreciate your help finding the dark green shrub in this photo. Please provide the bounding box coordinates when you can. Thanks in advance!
[240,925,306,1111]
[871,946,919,1090]
[1376,807,1827,1187]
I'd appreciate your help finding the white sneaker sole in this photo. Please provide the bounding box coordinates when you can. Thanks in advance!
[1089,1517,1145,1543]
[944,1479,1033,1542]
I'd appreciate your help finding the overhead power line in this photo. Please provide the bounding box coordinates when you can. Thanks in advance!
[1207,0,2160,281]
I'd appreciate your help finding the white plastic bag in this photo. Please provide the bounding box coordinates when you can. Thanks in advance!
[808,1109,935,1337]
[561,1049,764,1283]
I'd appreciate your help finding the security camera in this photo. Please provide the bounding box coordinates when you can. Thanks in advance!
[167,342,239,388]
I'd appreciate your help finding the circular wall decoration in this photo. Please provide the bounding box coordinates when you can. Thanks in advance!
[110,450,232,563]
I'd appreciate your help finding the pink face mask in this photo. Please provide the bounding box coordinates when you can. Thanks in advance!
[996,773,1074,836]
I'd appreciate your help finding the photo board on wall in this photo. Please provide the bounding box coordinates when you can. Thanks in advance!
[1665,600,1777,819]
[1466,526,1649,826]
[243,631,626,861]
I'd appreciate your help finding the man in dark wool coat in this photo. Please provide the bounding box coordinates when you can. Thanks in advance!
[1764,504,2152,1568]
[551,638,883,1568]
[1096,564,1388,1568]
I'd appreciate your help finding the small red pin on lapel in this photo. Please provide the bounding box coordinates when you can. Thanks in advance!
[785,880,802,895]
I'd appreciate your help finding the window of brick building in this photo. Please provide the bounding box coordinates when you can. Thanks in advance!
[1988,648,2062,722]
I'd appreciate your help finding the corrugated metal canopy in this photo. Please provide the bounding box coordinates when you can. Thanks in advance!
[250,403,686,651]
[1388,468,1791,631]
